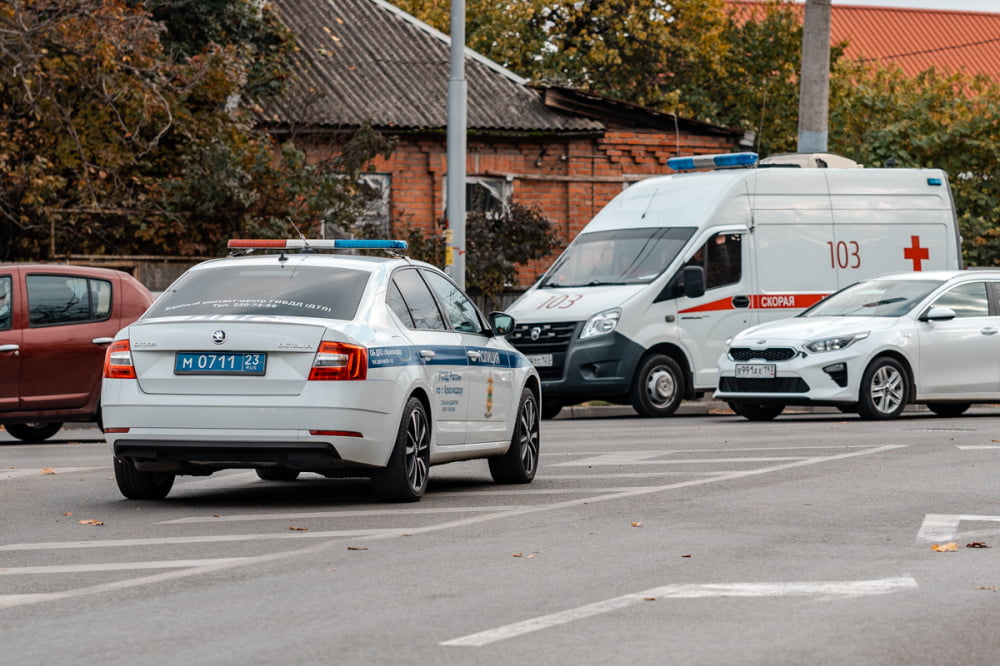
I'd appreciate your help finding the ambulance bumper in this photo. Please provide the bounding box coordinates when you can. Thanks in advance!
[539,332,645,402]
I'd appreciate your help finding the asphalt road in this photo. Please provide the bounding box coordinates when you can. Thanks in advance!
[2,407,1000,665]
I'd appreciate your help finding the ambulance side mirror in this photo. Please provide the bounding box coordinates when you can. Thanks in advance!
[681,265,706,299]
[489,311,515,336]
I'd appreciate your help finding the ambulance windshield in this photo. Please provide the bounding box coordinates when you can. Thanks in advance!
[539,227,695,288]
[802,279,944,317]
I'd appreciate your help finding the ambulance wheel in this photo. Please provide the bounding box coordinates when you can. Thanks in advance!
[730,401,784,421]
[5,422,63,442]
[926,402,971,417]
[857,357,908,420]
[373,397,430,502]
[114,457,174,500]
[541,401,563,420]
[256,468,301,481]
[631,354,683,417]
[490,388,540,484]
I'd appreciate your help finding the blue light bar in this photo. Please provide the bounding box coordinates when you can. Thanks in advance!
[926,178,942,186]
[227,239,408,250]
[332,239,408,249]
[667,152,759,171]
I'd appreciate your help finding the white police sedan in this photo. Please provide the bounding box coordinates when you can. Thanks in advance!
[102,239,541,502]
[716,270,1000,421]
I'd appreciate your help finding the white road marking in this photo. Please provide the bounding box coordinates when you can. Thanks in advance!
[441,577,919,646]
[956,445,1000,450]
[0,466,106,481]
[0,443,904,609]
[0,558,253,575]
[916,514,1000,542]
[0,529,403,551]
[554,456,809,467]
[158,506,539,525]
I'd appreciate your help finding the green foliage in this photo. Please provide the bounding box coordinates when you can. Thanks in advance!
[398,203,557,311]
[0,0,389,261]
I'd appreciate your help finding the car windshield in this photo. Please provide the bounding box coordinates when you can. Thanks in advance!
[145,264,370,320]
[801,279,944,318]
[539,227,695,287]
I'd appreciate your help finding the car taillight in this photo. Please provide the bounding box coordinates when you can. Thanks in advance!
[308,341,367,381]
[103,340,136,379]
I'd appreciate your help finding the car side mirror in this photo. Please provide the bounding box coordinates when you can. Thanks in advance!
[919,306,957,322]
[489,311,515,336]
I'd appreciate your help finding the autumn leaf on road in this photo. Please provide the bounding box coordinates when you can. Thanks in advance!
[631,522,643,527]
[288,526,308,531]
[931,542,958,552]
[966,542,991,548]
[40,467,56,475]
[78,519,104,526]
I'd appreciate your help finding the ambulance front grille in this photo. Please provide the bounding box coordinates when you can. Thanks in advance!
[728,347,797,361]
[719,377,810,393]
[508,322,580,381]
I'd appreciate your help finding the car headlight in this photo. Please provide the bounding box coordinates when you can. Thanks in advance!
[580,308,621,340]
[804,332,869,353]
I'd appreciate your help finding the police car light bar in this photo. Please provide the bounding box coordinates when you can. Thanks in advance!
[227,239,408,250]
[667,152,759,171]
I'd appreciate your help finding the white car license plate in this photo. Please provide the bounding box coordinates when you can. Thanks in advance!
[527,354,553,368]
[735,363,776,379]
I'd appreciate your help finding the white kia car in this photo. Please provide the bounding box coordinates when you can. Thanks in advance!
[716,270,1000,421]
[102,239,541,502]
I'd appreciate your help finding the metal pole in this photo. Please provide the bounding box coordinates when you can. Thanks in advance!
[446,0,467,287]
[797,0,831,154]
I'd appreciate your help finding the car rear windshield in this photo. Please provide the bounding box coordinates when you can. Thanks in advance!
[145,264,370,320]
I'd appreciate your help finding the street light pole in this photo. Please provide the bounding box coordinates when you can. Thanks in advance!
[446,0,467,287]
[797,0,831,154]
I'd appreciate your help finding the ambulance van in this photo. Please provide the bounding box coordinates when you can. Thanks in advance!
[505,152,962,419]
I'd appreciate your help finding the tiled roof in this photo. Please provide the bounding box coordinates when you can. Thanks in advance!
[730,1,1000,79]
[257,0,603,133]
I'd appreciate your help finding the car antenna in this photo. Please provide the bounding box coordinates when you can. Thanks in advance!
[288,218,314,254]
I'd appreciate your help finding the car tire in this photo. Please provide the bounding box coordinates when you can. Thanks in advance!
[114,457,175,500]
[630,354,683,417]
[373,397,430,502]
[489,388,540,484]
[730,401,785,421]
[926,402,971,417]
[857,357,908,420]
[256,469,301,481]
[541,400,563,420]
[5,422,63,442]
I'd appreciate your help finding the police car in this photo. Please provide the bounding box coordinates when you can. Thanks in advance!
[716,270,1000,421]
[101,239,541,502]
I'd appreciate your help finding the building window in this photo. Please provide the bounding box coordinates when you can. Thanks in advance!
[443,176,511,217]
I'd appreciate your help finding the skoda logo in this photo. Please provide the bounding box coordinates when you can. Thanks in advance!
[756,339,767,345]
[530,326,542,341]
[212,330,227,345]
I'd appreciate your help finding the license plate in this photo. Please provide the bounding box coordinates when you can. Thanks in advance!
[174,352,267,375]
[735,363,776,379]
[527,354,553,368]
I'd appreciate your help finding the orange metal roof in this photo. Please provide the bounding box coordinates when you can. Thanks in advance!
[729,1,1000,79]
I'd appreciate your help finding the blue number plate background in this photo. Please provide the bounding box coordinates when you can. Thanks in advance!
[174,352,267,375]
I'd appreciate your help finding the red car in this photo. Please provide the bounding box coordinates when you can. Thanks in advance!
[0,264,154,442]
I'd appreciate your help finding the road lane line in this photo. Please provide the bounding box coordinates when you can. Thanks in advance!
[157,506,538,525]
[553,456,809,466]
[441,577,919,647]
[916,514,1000,541]
[0,558,253,575]
[0,529,403,551]
[0,466,106,481]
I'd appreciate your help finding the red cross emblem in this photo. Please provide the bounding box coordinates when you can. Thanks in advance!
[903,235,929,271]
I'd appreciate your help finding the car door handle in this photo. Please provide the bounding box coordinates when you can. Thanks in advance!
[466,350,481,362]
[92,337,114,345]
[732,295,750,308]
[419,349,435,362]
[0,344,19,353]
[981,327,998,336]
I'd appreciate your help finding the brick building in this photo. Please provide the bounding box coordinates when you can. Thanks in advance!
[260,0,745,290]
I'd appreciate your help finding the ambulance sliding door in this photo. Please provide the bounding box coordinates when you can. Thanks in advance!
[749,170,836,325]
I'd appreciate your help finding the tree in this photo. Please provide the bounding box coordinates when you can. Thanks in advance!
[0,0,391,260]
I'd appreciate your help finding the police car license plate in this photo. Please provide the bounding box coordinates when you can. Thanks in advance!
[527,354,553,368]
[174,352,267,375]
[735,363,776,379]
